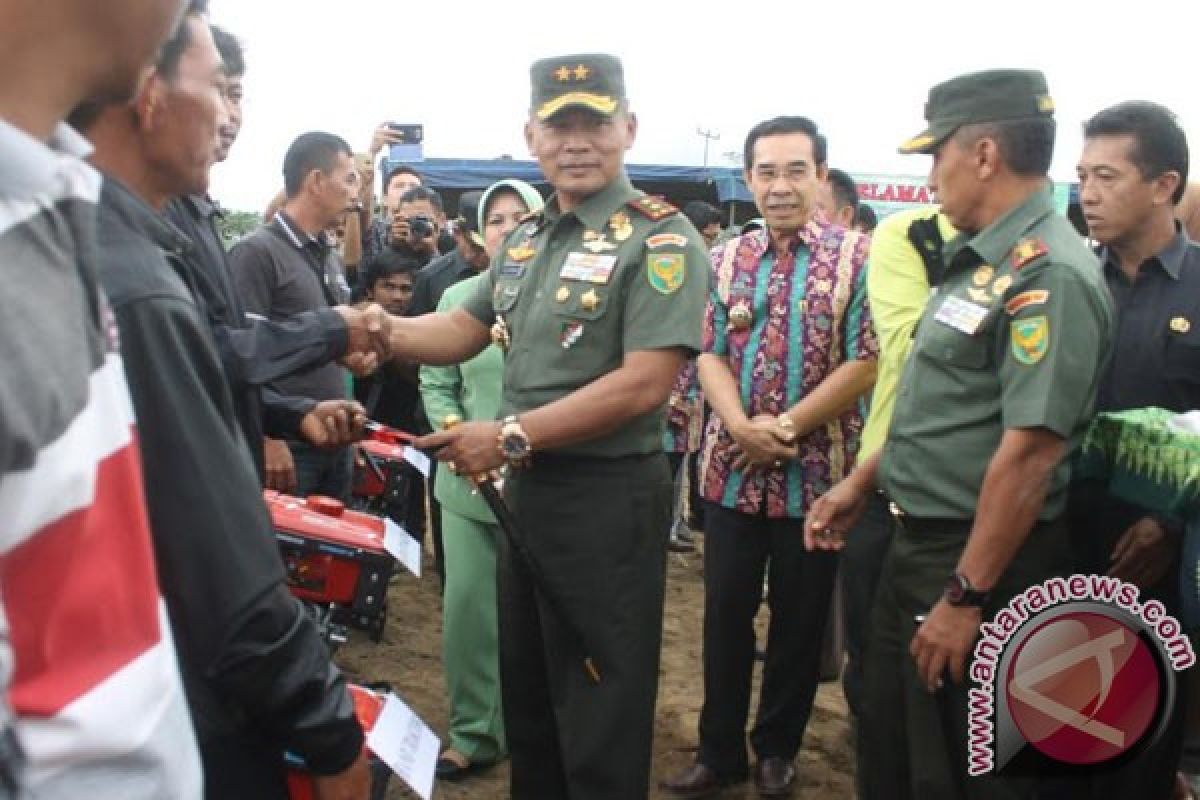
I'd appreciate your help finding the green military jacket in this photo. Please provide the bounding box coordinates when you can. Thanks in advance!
[462,174,710,458]
[420,274,502,524]
[879,186,1114,519]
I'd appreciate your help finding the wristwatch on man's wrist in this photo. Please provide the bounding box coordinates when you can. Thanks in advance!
[943,572,990,608]
[497,415,532,468]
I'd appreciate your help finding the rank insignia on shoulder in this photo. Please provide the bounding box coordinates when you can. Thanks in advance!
[507,243,537,262]
[647,253,686,294]
[1010,315,1049,365]
[1170,316,1191,334]
[628,195,679,221]
[1004,289,1050,316]
[647,233,689,249]
[1010,238,1049,270]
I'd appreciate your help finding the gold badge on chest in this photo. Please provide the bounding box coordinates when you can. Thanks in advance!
[582,230,616,253]
[608,211,633,242]
[581,288,600,311]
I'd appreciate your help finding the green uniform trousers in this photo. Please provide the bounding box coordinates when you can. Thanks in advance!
[500,451,671,800]
[441,508,506,762]
[861,513,1070,800]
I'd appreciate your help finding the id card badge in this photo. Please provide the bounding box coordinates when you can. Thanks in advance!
[934,294,990,335]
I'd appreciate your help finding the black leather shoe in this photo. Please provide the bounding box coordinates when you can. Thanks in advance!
[754,757,795,797]
[660,762,745,798]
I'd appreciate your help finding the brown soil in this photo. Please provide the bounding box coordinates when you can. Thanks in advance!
[336,539,855,799]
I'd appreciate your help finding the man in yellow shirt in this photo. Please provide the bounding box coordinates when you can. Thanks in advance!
[842,205,954,783]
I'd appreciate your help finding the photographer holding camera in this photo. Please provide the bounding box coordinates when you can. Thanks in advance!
[388,185,446,268]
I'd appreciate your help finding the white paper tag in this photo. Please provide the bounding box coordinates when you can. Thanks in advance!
[934,294,990,335]
[383,518,421,577]
[366,693,440,800]
[403,446,431,477]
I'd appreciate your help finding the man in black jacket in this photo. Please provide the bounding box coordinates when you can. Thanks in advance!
[73,6,371,798]
[163,25,381,484]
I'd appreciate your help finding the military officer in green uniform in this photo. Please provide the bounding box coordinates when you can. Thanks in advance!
[386,53,709,799]
[804,69,1114,799]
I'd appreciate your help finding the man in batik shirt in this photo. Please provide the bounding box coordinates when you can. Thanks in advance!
[663,116,877,798]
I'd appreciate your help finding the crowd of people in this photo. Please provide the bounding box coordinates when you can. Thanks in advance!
[3,1,1200,800]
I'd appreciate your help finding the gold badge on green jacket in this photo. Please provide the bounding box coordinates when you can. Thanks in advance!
[647,253,685,294]
[973,265,994,286]
[507,243,537,262]
[609,211,633,242]
[582,230,616,252]
[1011,315,1049,365]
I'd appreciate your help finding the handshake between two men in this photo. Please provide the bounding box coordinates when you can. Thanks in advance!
[280,303,396,459]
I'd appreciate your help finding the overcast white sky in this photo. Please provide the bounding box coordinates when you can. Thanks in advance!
[208,0,1199,213]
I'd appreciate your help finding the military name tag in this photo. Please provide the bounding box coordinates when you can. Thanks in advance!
[934,295,990,335]
[559,252,618,284]
[498,263,526,279]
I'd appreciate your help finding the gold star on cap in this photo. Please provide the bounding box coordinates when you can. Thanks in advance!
[555,65,572,81]
[573,64,591,81]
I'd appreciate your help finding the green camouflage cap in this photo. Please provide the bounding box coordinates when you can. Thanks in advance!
[530,53,626,121]
[899,68,1055,155]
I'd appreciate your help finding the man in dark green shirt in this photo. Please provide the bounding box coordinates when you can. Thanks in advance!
[383,53,709,800]
[804,69,1113,799]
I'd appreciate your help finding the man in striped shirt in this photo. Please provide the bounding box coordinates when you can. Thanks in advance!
[0,0,202,797]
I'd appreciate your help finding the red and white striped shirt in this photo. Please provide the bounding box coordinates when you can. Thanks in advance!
[0,121,201,798]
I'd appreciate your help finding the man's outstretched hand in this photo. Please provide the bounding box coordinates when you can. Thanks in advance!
[299,399,367,448]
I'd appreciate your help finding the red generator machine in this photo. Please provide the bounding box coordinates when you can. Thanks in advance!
[265,490,394,647]
[351,423,423,530]
[285,683,391,800]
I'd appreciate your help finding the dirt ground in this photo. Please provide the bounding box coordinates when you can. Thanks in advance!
[336,537,856,800]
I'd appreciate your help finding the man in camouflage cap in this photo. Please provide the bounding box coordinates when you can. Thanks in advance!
[384,53,709,799]
[804,69,1113,798]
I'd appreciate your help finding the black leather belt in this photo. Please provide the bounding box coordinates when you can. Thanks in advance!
[881,492,971,535]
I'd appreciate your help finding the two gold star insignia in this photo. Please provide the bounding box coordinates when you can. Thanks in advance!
[555,64,591,81]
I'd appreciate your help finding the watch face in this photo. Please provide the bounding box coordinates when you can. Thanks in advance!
[502,432,529,459]
[944,574,967,604]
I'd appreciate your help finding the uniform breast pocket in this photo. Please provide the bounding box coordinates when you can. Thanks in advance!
[1165,328,1200,384]
[923,319,993,370]
[551,283,611,322]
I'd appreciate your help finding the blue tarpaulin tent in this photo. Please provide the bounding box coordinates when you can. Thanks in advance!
[385,157,754,205]
[389,157,1084,227]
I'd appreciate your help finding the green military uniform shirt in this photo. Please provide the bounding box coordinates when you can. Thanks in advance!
[879,186,1114,519]
[462,173,709,457]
